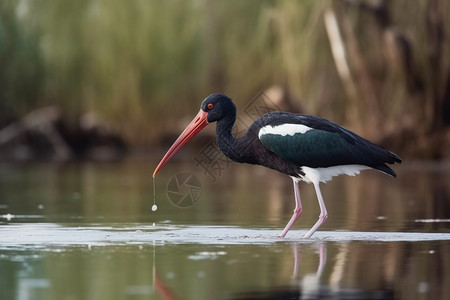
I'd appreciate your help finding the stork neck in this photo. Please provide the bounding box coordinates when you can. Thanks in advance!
[215,113,241,161]
[216,113,236,144]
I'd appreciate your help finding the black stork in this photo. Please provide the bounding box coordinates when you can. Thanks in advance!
[153,94,401,238]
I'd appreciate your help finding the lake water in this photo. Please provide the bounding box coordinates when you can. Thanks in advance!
[1,157,449,300]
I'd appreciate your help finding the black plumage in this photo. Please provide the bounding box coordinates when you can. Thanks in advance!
[208,95,401,179]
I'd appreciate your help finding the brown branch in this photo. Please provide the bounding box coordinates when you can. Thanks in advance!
[324,8,360,128]
[0,106,72,160]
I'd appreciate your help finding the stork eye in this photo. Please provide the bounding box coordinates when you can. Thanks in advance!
[207,103,214,109]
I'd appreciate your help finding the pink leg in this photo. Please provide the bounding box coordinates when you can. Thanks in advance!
[304,182,328,238]
[280,177,303,238]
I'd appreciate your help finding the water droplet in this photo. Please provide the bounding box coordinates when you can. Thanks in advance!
[152,177,158,211]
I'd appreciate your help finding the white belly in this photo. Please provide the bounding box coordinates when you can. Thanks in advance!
[301,165,370,183]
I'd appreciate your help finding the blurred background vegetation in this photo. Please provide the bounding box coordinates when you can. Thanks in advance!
[0,0,449,160]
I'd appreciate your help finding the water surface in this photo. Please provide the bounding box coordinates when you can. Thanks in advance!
[1,158,449,299]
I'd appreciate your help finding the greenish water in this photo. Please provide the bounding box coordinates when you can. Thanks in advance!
[1,158,450,299]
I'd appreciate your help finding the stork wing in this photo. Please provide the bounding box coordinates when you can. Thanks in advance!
[256,114,399,176]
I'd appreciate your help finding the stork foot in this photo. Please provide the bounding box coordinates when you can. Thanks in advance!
[303,213,328,238]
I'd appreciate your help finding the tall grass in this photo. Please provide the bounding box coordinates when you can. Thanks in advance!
[0,0,449,156]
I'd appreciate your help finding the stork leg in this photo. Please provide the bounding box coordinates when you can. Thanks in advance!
[280,177,303,238]
[304,182,328,238]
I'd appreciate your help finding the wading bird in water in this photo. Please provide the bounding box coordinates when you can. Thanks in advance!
[153,94,401,238]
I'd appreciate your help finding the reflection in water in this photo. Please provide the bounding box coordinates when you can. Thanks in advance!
[154,274,178,300]
[0,160,450,299]
[146,242,371,300]
[292,243,326,279]
[329,243,348,289]
[0,233,449,299]
[233,242,396,300]
[304,244,327,298]
[152,240,179,300]
[293,243,327,299]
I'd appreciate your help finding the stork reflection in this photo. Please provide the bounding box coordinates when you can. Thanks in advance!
[232,243,329,300]
[292,242,327,279]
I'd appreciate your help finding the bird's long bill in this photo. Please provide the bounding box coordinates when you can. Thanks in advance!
[153,109,209,177]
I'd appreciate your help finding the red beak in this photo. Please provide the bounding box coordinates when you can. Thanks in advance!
[153,109,209,177]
